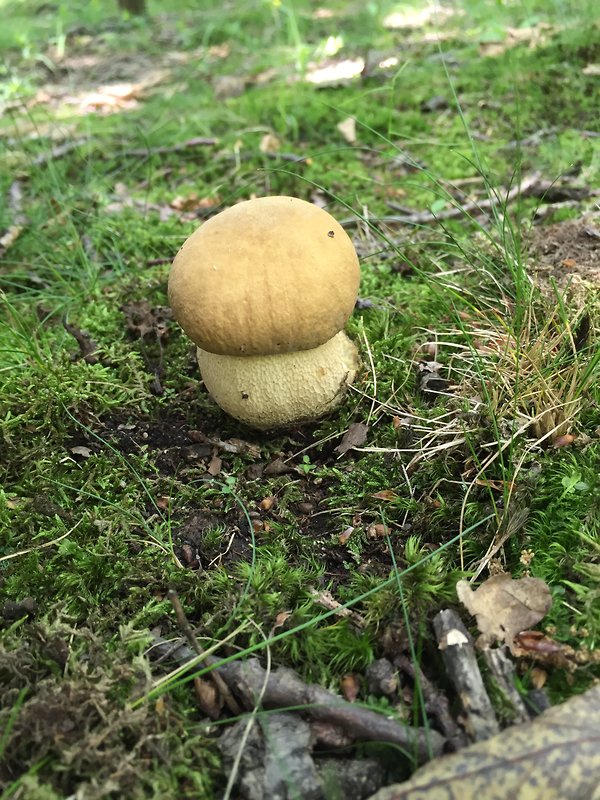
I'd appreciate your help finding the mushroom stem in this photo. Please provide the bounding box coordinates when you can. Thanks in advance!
[197,332,359,429]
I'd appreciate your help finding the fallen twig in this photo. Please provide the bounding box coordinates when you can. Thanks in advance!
[147,634,445,764]
[503,126,600,149]
[394,654,468,752]
[116,136,218,158]
[31,138,89,167]
[340,172,598,228]
[63,320,99,364]
[167,590,242,717]
[433,609,499,742]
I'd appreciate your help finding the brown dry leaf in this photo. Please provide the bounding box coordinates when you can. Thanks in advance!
[371,490,398,502]
[273,610,292,630]
[512,631,572,668]
[552,433,576,448]
[193,676,222,720]
[264,458,294,476]
[170,193,219,212]
[337,116,357,143]
[341,673,360,703]
[122,300,172,339]
[206,454,222,477]
[367,685,600,800]
[367,524,389,539]
[310,589,366,628]
[335,423,369,455]
[457,574,552,652]
[259,495,276,511]
[338,526,354,545]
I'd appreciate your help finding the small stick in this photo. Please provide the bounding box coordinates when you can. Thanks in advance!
[167,590,242,716]
[433,609,499,742]
[149,632,444,764]
[116,137,218,158]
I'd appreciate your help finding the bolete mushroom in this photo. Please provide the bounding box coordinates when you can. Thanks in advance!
[168,196,360,428]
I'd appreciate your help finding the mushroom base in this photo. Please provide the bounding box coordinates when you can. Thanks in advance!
[197,331,359,429]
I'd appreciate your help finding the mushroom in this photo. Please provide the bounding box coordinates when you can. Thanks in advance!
[168,196,360,428]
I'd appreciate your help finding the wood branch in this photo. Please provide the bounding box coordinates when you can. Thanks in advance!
[147,634,445,764]
[116,136,218,158]
[503,126,600,149]
[433,609,499,742]
[31,138,89,166]
[394,654,469,752]
[340,172,598,228]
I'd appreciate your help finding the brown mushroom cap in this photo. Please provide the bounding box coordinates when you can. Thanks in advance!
[168,196,360,356]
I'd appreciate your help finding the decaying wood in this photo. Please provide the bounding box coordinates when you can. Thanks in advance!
[394,654,468,752]
[433,609,499,742]
[148,634,445,763]
[482,646,529,724]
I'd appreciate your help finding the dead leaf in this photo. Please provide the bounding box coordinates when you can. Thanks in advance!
[273,610,292,630]
[335,423,369,455]
[122,300,172,339]
[264,457,293,476]
[207,455,222,476]
[367,684,600,800]
[341,673,360,702]
[513,630,564,654]
[259,495,276,511]
[371,490,398,501]
[310,589,366,627]
[213,75,247,99]
[259,133,281,153]
[561,257,577,269]
[582,63,600,76]
[70,446,92,458]
[339,526,354,545]
[456,575,552,652]
[552,433,576,448]
[337,116,357,143]
[367,524,389,539]
[170,193,220,212]
[193,676,222,720]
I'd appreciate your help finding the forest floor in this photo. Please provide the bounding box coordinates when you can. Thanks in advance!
[1,1,599,798]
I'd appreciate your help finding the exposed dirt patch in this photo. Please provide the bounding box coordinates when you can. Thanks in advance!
[528,213,600,297]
